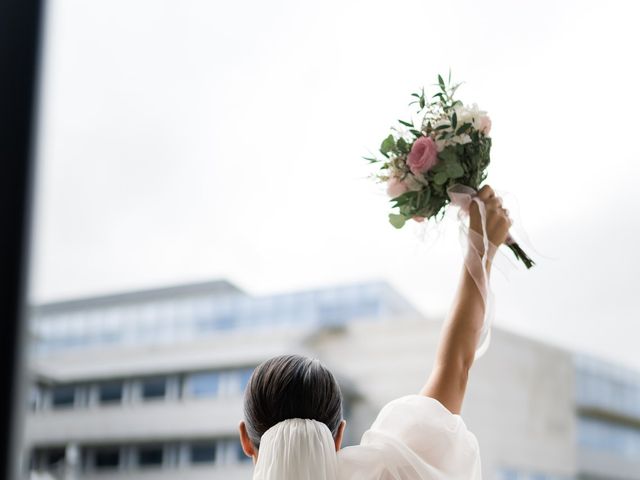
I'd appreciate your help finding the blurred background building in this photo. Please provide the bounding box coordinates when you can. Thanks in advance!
[23,280,640,480]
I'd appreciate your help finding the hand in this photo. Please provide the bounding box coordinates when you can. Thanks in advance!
[468,185,513,251]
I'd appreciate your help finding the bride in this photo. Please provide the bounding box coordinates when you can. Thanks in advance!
[238,184,511,480]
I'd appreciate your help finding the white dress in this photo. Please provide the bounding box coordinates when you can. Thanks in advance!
[337,395,482,480]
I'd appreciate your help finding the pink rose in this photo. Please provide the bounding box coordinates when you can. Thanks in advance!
[386,176,409,198]
[478,115,492,135]
[407,136,438,175]
[412,216,426,223]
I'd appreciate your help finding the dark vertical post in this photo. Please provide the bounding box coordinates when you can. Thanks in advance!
[0,0,44,479]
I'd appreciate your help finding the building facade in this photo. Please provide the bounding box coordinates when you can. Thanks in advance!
[23,280,640,479]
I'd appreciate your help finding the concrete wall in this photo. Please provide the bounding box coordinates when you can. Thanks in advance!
[310,317,577,479]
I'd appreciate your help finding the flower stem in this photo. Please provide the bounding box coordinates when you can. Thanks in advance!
[506,242,535,269]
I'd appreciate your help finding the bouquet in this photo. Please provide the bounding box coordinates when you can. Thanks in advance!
[366,71,534,269]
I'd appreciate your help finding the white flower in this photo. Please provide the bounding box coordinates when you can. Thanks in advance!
[450,133,472,145]
[405,173,427,191]
[435,138,448,152]
[431,116,451,131]
[454,102,488,131]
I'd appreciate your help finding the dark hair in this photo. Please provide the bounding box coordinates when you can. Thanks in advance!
[243,354,343,449]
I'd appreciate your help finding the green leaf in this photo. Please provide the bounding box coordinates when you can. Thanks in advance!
[438,74,445,91]
[455,123,471,135]
[380,134,395,155]
[445,162,464,179]
[390,191,412,207]
[396,137,410,154]
[434,124,450,131]
[418,187,431,207]
[419,96,425,109]
[363,156,378,163]
[398,119,413,128]
[433,172,448,185]
[399,204,412,216]
[438,148,458,163]
[451,112,457,130]
[410,129,422,137]
[389,213,406,229]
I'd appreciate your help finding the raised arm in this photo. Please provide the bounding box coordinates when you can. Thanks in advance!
[420,185,512,414]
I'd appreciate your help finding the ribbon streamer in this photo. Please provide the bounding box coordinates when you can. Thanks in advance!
[446,183,507,360]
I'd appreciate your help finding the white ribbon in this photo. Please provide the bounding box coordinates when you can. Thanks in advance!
[446,184,501,360]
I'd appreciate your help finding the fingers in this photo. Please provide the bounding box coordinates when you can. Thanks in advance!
[477,185,495,201]
[499,206,513,226]
[478,186,503,210]
[485,195,503,209]
[479,186,513,225]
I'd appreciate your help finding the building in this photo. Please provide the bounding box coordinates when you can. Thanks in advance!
[23,280,640,479]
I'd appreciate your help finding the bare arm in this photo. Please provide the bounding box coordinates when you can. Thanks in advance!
[420,185,511,414]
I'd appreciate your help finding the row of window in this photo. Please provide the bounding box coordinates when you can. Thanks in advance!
[495,467,572,480]
[31,282,404,353]
[578,415,640,460]
[575,359,640,419]
[31,438,250,473]
[31,367,255,411]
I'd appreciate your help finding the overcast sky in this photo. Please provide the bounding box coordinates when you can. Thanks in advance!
[30,0,640,370]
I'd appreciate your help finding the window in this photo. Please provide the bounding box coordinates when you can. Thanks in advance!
[51,385,75,408]
[141,378,166,400]
[46,448,66,468]
[578,415,640,460]
[94,448,120,469]
[238,368,254,391]
[190,442,217,464]
[98,381,123,405]
[137,445,164,467]
[496,469,520,480]
[184,372,219,397]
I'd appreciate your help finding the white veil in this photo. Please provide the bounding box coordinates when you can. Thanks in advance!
[252,418,338,480]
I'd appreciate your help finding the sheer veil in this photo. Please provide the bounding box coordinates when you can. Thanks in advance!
[252,418,338,480]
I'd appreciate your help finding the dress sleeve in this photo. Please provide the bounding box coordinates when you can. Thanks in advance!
[337,395,482,480]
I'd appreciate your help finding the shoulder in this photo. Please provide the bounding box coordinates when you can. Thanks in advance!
[337,395,481,480]
[375,395,465,431]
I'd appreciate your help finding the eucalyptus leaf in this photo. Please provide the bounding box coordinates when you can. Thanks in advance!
[389,213,406,229]
[380,134,395,154]
[438,148,457,163]
[434,172,449,185]
[396,137,410,154]
[445,162,464,179]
